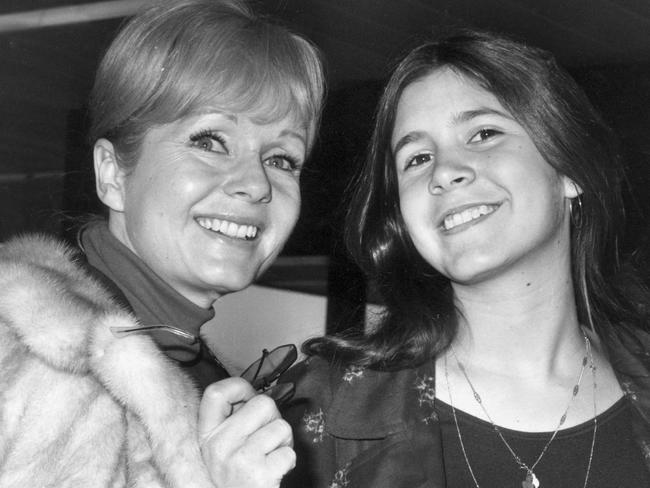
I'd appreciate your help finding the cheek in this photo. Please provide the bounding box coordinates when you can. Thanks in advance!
[398,185,426,229]
[273,179,301,224]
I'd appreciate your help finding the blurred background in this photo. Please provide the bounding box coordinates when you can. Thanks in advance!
[1,1,650,363]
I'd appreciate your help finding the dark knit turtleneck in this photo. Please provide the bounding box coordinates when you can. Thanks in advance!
[80,220,229,390]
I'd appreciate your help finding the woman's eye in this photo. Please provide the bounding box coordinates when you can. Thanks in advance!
[405,153,433,169]
[189,130,227,153]
[469,128,501,143]
[264,154,300,172]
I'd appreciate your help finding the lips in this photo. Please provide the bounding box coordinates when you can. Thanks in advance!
[196,217,259,240]
[442,204,499,231]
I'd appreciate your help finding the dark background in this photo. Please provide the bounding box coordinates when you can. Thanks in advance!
[1,0,650,329]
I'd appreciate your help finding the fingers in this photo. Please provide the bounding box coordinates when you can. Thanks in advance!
[203,393,282,450]
[265,445,297,481]
[206,420,295,488]
[198,379,296,488]
[246,416,294,453]
[198,377,257,444]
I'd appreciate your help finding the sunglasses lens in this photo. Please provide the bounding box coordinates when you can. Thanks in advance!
[240,345,298,390]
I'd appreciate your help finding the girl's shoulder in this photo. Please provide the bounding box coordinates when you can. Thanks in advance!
[284,355,437,436]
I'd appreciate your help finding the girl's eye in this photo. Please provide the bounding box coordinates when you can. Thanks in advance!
[264,154,300,173]
[468,128,501,143]
[189,130,227,153]
[405,153,433,169]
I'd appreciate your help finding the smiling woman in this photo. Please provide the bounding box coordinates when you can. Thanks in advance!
[282,29,650,488]
[0,0,324,487]
[94,112,305,308]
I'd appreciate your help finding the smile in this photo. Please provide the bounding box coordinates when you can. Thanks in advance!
[442,204,499,231]
[196,217,259,240]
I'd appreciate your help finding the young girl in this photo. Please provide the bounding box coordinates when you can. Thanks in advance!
[284,30,650,488]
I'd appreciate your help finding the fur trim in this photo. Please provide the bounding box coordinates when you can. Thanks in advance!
[0,234,214,487]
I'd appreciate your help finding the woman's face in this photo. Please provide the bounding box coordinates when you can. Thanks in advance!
[392,68,578,285]
[103,112,305,307]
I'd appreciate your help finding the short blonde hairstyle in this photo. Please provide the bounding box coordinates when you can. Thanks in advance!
[89,0,325,169]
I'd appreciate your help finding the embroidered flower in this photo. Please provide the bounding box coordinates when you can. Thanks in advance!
[329,462,351,488]
[414,374,437,424]
[303,409,325,443]
[342,365,365,383]
[414,374,435,407]
[641,440,650,461]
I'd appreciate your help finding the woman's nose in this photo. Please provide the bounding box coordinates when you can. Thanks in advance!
[427,150,476,195]
[224,156,272,203]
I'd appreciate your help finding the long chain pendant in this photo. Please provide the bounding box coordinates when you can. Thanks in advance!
[522,471,540,488]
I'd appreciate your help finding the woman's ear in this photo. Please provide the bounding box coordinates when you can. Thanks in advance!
[94,138,126,212]
[562,177,583,199]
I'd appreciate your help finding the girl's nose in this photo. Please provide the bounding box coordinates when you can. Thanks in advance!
[428,149,476,195]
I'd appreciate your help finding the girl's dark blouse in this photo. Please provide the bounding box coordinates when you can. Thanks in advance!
[282,325,650,488]
[436,396,649,487]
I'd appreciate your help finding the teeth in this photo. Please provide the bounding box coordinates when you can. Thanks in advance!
[196,217,258,240]
[443,204,496,231]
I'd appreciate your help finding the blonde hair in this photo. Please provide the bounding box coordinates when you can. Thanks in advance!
[90,0,325,169]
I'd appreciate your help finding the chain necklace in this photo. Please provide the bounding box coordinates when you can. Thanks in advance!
[444,329,598,488]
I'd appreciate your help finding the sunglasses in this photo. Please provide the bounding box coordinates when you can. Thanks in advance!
[111,324,298,404]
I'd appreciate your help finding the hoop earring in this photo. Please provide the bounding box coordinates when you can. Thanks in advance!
[569,194,584,229]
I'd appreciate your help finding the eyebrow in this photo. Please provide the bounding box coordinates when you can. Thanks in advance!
[453,107,514,124]
[392,106,515,155]
[279,129,307,147]
[196,110,307,146]
[392,131,427,155]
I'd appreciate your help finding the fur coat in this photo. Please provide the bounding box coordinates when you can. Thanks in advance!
[0,234,215,488]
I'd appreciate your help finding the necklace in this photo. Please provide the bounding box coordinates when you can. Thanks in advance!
[444,329,598,488]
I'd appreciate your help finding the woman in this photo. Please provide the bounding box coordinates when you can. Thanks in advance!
[0,0,324,487]
[284,30,650,488]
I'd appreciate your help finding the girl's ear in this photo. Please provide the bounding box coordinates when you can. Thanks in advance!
[562,176,583,199]
[94,138,127,212]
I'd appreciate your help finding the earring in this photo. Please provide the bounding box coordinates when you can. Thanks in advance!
[569,194,584,229]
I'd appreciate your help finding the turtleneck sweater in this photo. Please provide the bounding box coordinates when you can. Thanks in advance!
[80,220,229,390]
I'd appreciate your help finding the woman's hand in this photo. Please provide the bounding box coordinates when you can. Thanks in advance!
[198,377,296,488]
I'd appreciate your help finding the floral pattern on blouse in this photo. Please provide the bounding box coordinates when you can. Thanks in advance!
[284,326,650,488]
[329,462,351,488]
[414,374,438,424]
[342,365,365,383]
[303,408,326,443]
[640,440,650,462]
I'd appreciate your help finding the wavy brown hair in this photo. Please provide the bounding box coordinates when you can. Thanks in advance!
[305,29,647,370]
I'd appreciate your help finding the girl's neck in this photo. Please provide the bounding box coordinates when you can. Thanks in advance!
[450,264,583,378]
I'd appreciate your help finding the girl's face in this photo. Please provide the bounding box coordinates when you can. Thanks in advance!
[98,111,306,307]
[392,68,578,285]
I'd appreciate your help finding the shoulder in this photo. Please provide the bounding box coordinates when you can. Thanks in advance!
[0,234,210,486]
[0,233,125,371]
[285,355,437,438]
[282,356,441,488]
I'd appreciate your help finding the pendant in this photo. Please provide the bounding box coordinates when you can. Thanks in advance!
[521,471,540,488]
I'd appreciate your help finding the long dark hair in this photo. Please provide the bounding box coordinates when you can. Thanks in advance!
[305,29,648,370]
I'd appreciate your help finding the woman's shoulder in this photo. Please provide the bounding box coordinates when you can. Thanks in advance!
[0,233,125,370]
